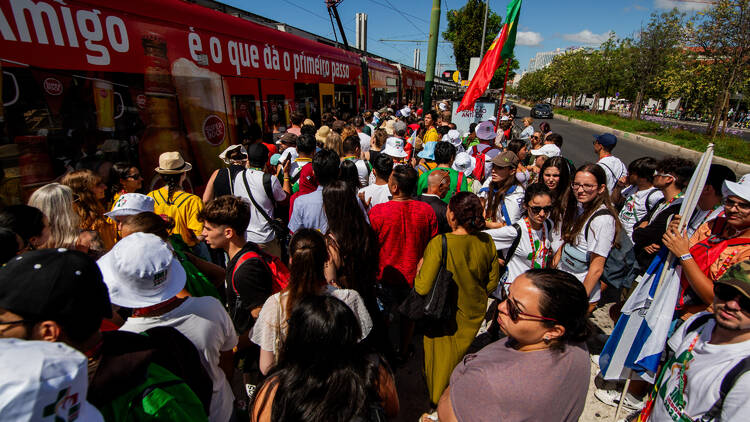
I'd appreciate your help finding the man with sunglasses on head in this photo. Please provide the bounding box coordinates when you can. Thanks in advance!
[632,157,694,270]
[663,174,750,318]
[418,169,451,234]
[641,261,750,422]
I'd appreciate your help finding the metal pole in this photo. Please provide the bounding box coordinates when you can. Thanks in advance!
[330,5,349,50]
[497,60,511,120]
[423,0,441,112]
[480,0,489,56]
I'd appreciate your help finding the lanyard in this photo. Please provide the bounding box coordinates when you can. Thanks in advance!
[524,217,548,269]
[295,157,312,163]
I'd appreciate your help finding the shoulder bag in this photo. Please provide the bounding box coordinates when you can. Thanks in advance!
[242,171,290,246]
[398,234,456,322]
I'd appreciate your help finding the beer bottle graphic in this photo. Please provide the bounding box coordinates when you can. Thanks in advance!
[139,33,192,188]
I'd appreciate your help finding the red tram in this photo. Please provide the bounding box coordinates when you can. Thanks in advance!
[0,0,456,202]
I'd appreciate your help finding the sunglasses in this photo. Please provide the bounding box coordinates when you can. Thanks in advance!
[125,173,142,180]
[499,286,558,323]
[714,283,750,312]
[529,205,553,214]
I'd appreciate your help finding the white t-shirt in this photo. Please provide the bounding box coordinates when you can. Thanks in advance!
[358,132,371,153]
[485,217,552,293]
[619,186,663,241]
[597,155,627,193]
[352,159,370,187]
[478,178,525,225]
[250,286,373,353]
[120,297,238,422]
[520,125,534,139]
[358,183,391,211]
[650,312,750,422]
[557,205,616,303]
[233,169,287,244]
[279,147,298,165]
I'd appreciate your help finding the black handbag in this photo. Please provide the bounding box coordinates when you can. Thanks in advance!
[399,234,455,322]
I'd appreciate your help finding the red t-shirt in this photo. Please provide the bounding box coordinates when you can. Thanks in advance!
[369,200,438,287]
[289,164,318,218]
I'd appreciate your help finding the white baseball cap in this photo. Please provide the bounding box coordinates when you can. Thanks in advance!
[104,193,155,218]
[476,121,496,141]
[438,103,448,111]
[382,136,408,158]
[97,232,186,308]
[723,173,750,202]
[487,116,497,122]
[0,338,104,422]
[442,129,462,147]
[452,152,476,177]
[400,106,412,117]
[530,144,561,158]
[500,115,510,121]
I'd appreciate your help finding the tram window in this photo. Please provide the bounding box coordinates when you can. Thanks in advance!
[293,83,320,125]
[232,95,261,142]
[321,94,334,115]
[334,84,355,120]
[266,95,288,131]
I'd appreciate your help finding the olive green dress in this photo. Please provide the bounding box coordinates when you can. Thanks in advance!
[415,232,500,404]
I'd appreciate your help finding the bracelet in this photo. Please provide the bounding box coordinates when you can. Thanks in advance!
[679,253,693,262]
[284,177,290,181]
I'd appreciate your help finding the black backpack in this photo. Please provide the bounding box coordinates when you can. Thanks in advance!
[585,209,637,289]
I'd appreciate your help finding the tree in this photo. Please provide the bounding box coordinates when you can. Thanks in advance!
[489,57,520,89]
[442,0,503,79]
[687,0,750,137]
[623,10,686,120]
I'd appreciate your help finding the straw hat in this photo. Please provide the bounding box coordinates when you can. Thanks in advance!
[154,151,192,174]
[315,126,331,143]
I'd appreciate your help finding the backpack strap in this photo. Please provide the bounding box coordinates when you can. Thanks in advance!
[644,188,658,213]
[262,173,275,206]
[231,251,262,295]
[499,185,517,226]
[703,356,750,420]
[584,209,613,242]
[242,171,276,227]
[456,171,464,192]
[501,223,523,262]
[440,234,447,267]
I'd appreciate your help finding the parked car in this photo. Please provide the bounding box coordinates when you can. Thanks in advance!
[531,103,554,118]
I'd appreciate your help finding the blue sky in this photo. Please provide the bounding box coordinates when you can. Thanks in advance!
[222,0,708,75]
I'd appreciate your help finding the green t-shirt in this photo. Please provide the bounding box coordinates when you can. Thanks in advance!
[99,363,208,422]
[417,166,469,204]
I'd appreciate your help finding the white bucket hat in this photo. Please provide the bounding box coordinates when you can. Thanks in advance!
[442,129,462,148]
[476,121,496,141]
[530,144,561,158]
[382,136,408,158]
[218,144,247,164]
[452,152,476,177]
[400,106,412,117]
[0,338,104,422]
[104,193,155,218]
[97,232,186,308]
[723,173,750,202]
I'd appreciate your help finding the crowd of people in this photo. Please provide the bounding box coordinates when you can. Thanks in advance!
[0,100,749,422]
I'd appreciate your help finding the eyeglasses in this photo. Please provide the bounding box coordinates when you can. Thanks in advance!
[125,172,142,180]
[571,182,598,191]
[531,136,539,140]
[723,197,750,212]
[653,171,674,179]
[529,205,553,214]
[499,286,558,323]
[714,283,750,313]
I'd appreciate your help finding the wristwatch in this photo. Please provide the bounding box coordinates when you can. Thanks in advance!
[679,253,693,262]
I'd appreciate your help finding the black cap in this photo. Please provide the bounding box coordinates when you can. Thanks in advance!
[0,249,112,323]
[246,143,269,167]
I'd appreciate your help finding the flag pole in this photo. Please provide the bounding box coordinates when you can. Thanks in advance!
[614,370,632,421]
[497,60,511,121]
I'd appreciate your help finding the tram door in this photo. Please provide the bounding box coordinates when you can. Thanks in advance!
[319,83,334,115]
[260,80,294,133]
[223,76,261,143]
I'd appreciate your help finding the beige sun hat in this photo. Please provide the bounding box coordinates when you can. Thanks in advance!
[315,125,331,143]
[155,151,192,174]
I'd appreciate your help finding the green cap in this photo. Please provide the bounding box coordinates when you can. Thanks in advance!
[717,260,750,298]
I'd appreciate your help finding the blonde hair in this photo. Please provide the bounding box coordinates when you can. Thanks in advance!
[61,170,107,232]
[324,132,343,157]
[340,126,357,142]
[28,183,79,248]
[523,117,534,125]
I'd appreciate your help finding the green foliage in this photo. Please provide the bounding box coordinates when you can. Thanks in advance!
[442,0,502,78]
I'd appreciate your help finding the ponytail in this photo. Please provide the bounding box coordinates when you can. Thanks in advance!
[286,229,329,317]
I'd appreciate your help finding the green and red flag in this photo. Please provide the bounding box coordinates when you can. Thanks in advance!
[456,0,522,112]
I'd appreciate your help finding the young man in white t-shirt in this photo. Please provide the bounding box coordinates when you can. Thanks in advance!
[234,143,290,258]
[594,133,627,194]
[342,135,370,187]
[99,233,238,422]
[647,261,750,422]
[616,157,663,241]
[358,153,393,211]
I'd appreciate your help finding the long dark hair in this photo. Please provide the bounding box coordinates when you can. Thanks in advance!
[520,183,552,218]
[338,160,362,190]
[108,162,136,199]
[540,157,574,226]
[525,269,591,351]
[286,229,329,318]
[485,164,520,223]
[322,181,379,298]
[562,164,621,245]
[449,192,486,234]
[256,295,385,421]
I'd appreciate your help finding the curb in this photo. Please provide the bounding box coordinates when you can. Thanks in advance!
[514,104,750,175]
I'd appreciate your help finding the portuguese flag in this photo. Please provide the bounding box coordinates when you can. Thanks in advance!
[456,0,522,112]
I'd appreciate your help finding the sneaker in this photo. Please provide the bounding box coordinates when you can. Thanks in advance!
[594,388,644,412]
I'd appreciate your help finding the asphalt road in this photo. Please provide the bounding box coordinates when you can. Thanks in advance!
[514,107,671,168]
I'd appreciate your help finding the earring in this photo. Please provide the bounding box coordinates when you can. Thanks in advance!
[543,337,550,343]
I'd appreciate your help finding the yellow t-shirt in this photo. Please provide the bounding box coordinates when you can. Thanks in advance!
[423,127,439,144]
[148,187,204,246]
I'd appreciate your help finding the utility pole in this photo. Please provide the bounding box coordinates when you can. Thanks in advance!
[326,0,349,50]
[480,0,489,56]
[423,0,441,112]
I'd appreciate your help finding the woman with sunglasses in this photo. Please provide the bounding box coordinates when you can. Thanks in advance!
[423,269,591,422]
[414,191,500,406]
[662,174,750,319]
[108,162,144,205]
[555,164,621,311]
[485,183,554,296]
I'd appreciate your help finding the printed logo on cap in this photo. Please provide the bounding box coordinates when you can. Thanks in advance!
[114,196,127,208]
[153,269,167,287]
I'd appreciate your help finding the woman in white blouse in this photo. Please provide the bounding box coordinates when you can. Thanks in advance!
[554,164,621,312]
[251,228,372,375]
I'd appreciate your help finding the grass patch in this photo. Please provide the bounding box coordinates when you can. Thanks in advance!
[554,108,749,164]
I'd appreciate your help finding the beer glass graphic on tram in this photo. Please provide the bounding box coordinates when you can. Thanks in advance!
[92,80,124,132]
[171,58,231,183]
[0,62,20,123]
